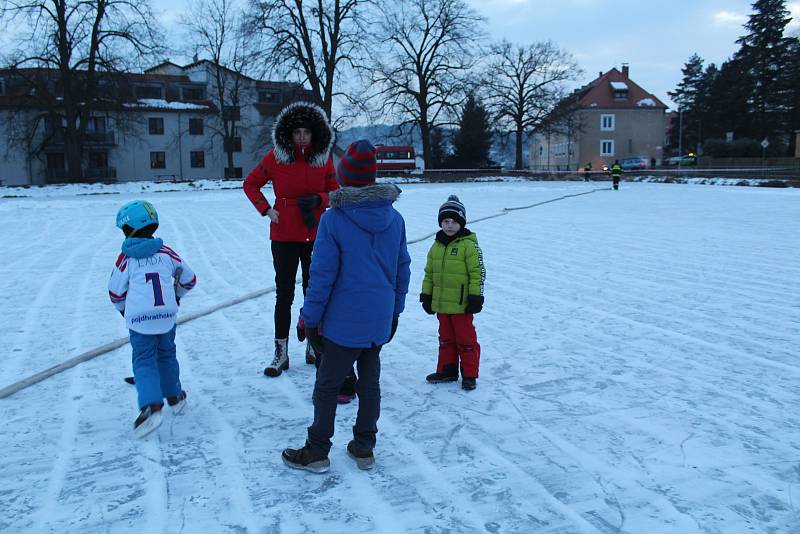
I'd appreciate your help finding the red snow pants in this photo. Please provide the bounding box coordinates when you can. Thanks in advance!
[437,313,481,378]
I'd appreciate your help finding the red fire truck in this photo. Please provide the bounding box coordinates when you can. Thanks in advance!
[375,145,416,173]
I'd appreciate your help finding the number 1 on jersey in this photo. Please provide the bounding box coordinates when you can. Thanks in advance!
[145,272,165,306]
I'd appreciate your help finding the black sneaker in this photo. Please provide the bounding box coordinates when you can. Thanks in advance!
[282,442,330,473]
[347,440,375,470]
[133,403,163,438]
[167,390,187,414]
[461,377,477,390]
[426,371,458,384]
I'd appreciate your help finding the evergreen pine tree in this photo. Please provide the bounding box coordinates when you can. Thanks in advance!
[735,0,794,146]
[704,59,752,142]
[428,127,449,169]
[668,54,705,151]
[449,94,493,168]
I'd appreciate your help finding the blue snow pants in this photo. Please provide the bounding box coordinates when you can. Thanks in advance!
[130,326,181,409]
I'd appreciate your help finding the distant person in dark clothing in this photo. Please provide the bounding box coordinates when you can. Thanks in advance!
[610,160,622,190]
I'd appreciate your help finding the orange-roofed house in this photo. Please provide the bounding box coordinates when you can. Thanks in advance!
[529,64,667,172]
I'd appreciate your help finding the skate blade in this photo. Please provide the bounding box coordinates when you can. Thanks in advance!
[170,399,187,415]
[134,411,163,439]
[282,455,330,473]
[347,451,375,470]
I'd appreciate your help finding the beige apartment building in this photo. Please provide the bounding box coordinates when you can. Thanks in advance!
[530,65,667,171]
[0,61,310,186]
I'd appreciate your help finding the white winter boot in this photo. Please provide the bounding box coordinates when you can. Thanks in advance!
[264,338,289,377]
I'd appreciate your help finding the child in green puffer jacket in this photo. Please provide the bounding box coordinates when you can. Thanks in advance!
[420,195,486,390]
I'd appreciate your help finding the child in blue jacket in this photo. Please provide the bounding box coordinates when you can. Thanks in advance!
[282,140,411,472]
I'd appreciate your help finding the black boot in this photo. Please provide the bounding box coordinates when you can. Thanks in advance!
[282,441,330,473]
[347,440,375,470]
[461,377,477,390]
[426,363,458,383]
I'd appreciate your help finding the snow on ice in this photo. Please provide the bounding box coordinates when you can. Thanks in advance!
[0,181,799,533]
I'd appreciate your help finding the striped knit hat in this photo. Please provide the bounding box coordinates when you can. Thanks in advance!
[438,195,466,227]
[336,140,377,186]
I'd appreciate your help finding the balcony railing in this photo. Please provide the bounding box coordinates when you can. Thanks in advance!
[45,129,117,146]
[45,167,117,183]
[85,167,117,180]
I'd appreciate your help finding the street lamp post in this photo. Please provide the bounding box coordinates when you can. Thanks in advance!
[677,107,683,170]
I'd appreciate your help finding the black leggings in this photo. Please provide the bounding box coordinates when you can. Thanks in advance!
[271,241,313,339]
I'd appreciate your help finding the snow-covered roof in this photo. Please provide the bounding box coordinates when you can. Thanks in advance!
[123,99,212,110]
[610,81,629,90]
[637,98,657,107]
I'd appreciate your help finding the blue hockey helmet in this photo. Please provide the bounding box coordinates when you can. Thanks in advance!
[116,200,159,235]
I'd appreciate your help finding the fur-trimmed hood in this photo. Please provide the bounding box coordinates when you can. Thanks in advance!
[329,183,400,208]
[272,101,335,168]
[329,184,402,234]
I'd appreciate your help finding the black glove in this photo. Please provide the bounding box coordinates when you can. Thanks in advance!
[465,295,484,314]
[297,194,322,209]
[387,316,398,343]
[420,293,434,315]
[306,326,324,354]
[296,317,306,342]
[300,206,318,230]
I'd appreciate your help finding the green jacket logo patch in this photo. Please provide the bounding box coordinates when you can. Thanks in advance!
[450,248,458,256]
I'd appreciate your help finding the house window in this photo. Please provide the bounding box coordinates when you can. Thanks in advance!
[601,114,615,131]
[600,140,615,156]
[136,85,162,99]
[222,105,240,121]
[190,151,205,168]
[149,117,164,135]
[182,86,206,100]
[224,136,242,152]
[258,90,281,103]
[88,151,108,169]
[87,116,107,133]
[150,151,166,169]
[188,118,204,135]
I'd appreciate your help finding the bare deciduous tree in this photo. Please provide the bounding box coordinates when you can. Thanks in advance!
[249,0,371,121]
[371,0,484,169]
[0,0,162,181]
[185,0,259,177]
[483,40,579,170]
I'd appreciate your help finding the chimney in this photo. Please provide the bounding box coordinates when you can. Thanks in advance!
[193,53,199,63]
[622,63,629,78]
[599,71,603,78]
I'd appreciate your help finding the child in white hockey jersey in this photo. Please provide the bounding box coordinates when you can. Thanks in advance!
[108,200,197,438]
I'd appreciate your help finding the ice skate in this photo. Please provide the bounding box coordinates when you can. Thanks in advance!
[134,403,163,438]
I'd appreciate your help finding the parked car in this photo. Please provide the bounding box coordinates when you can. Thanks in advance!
[619,157,649,170]
[663,155,696,166]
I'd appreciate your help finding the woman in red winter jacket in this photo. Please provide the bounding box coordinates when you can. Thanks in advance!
[244,101,339,377]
